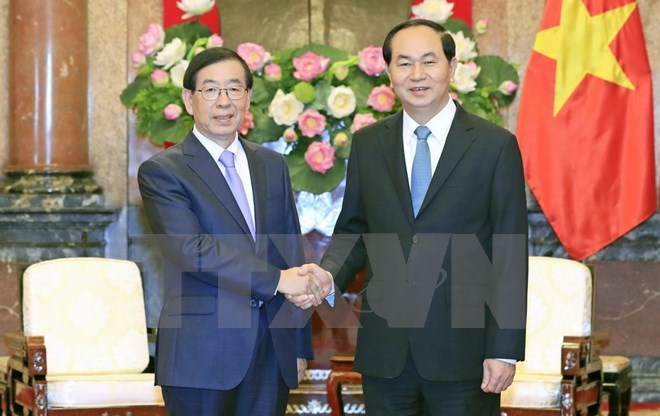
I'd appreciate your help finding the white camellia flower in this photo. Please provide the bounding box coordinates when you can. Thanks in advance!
[451,31,478,62]
[453,62,481,93]
[411,0,454,23]
[269,90,304,126]
[170,60,189,88]
[327,86,356,118]
[154,38,187,70]
[177,0,216,19]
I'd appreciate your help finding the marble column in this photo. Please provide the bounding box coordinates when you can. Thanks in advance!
[3,0,99,193]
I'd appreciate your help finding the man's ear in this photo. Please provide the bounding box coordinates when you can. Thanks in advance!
[449,57,458,82]
[182,89,194,115]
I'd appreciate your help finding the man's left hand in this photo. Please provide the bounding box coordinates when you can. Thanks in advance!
[297,358,307,384]
[481,359,515,393]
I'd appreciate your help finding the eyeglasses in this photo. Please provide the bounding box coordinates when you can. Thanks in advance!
[195,86,248,101]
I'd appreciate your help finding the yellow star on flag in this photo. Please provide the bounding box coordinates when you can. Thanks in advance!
[533,0,637,116]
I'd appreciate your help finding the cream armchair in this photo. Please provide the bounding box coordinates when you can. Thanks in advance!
[3,257,164,416]
[501,256,604,416]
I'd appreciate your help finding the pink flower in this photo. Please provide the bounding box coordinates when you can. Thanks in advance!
[498,80,518,95]
[358,46,387,76]
[138,23,165,56]
[264,63,282,82]
[304,141,335,174]
[350,113,377,133]
[150,69,169,88]
[475,19,489,35]
[206,34,224,48]
[297,109,326,138]
[293,51,330,82]
[163,103,182,120]
[237,42,267,72]
[131,51,146,67]
[283,128,297,143]
[449,92,462,104]
[367,85,396,112]
[238,110,254,135]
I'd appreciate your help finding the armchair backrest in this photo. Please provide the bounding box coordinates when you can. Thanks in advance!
[518,256,592,375]
[22,257,150,376]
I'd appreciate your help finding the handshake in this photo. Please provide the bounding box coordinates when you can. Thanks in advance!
[277,263,333,309]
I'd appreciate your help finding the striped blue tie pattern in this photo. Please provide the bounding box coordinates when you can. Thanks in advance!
[411,126,432,217]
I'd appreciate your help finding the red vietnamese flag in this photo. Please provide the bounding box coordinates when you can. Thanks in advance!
[516,0,656,260]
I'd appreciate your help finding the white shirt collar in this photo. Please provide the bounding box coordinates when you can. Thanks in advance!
[402,97,456,144]
[192,126,245,161]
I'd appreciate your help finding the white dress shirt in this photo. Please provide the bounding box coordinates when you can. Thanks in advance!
[193,126,256,232]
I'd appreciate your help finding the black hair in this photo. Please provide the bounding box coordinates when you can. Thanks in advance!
[182,46,254,90]
[382,19,456,65]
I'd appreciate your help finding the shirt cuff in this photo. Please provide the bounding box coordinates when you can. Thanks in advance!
[496,358,517,365]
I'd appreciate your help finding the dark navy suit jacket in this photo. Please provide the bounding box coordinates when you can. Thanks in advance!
[138,132,312,390]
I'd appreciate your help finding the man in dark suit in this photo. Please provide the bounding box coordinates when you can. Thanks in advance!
[138,47,332,416]
[296,19,528,415]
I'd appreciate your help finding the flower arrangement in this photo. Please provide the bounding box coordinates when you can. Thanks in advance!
[121,0,519,195]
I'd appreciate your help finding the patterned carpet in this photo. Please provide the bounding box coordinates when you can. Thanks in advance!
[601,403,660,415]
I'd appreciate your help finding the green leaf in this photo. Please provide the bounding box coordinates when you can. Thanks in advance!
[443,18,474,39]
[474,55,519,106]
[246,109,285,144]
[164,21,212,44]
[148,116,194,146]
[293,44,349,62]
[287,139,346,194]
[120,76,151,106]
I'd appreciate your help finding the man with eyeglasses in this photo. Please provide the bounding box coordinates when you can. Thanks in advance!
[138,47,333,416]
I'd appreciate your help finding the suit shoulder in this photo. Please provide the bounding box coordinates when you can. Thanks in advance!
[242,139,287,165]
[463,110,515,141]
[351,112,400,148]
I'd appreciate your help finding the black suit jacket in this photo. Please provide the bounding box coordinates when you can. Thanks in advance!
[138,132,312,390]
[322,106,528,381]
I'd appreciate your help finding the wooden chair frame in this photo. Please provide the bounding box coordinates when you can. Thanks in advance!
[327,336,604,416]
[4,331,165,416]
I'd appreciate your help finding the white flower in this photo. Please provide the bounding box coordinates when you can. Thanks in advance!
[269,90,304,126]
[170,60,189,88]
[177,0,215,19]
[154,38,187,70]
[411,0,454,23]
[453,62,481,93]
[326,86,357,118]
[451,31,478,62]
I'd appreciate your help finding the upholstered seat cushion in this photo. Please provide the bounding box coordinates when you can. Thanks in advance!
[47,373,163,408]
[22,258,149,376]
[501,373,562,408]
[601,355,631,373]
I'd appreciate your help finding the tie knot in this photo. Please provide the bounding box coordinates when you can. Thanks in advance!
[219,150,235,168]
[415,126,432,141]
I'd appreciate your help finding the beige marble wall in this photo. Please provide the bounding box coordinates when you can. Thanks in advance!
[0,0,8,174]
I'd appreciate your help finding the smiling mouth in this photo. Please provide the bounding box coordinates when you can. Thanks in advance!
[410,86,430,92]
[214,114,233,121]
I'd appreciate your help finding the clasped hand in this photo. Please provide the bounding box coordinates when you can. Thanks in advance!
[277,263,333,309]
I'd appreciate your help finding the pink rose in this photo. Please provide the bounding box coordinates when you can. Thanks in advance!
[150,69,169,88]
[304,141,335,174]
[238,110,254,135]
[357,46,387,76]
[293,51,330,82]
[206,34,224,48]
[350,113,377,133]
[163,103,182,120]
[264,63,282,82]
[237,42,267,72]
[131,51,146,67]
[297,109,326,138]
[367,85,396,112]
[449,92,462,104]
[138,23,165,56]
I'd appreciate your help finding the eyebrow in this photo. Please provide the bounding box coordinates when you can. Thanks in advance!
[396,52,438,61]
[200,77,244,86]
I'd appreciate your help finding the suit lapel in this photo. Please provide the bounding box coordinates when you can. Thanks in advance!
[183,133,254,241]
[241,138,267,251]
[418,105,476,215]
[380,113,415,224]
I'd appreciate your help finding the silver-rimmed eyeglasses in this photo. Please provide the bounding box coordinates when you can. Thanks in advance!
[196,86,248,101]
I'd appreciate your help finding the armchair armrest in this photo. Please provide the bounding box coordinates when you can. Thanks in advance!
[559,335,603,416]
[4,332,48,416]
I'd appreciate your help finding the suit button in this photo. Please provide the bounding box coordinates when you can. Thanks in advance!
[412,235,420,244]
[250,299,258,308]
